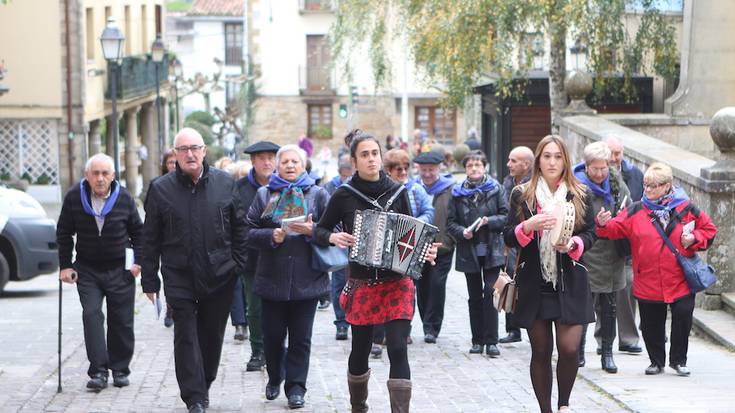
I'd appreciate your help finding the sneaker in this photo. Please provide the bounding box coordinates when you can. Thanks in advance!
[424,333,437,344]
[486,344,500,357]
[86,373,108,391]
[318,299,331,310]
[645,363,663,375]
[469,344,483,354]
[370,344,383,358]
[669,363,691,376]
[234,325,247,341]
[619,344,643,353]
[498,332,521,343]
[163,307,174,328]
[246,350,265,371]
[335,326,348,340]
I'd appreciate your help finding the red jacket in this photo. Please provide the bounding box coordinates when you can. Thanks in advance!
[597,201,717,303]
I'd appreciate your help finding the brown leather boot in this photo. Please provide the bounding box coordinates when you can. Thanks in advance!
[386,378,411,413]
[347,369,370,412]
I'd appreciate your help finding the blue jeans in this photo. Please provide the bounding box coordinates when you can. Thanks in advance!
[331,268,348,328]
[230,276,248,326]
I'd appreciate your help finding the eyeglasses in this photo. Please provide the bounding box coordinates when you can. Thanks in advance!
[643,182,667,190]
[586,166,609,174]
[391,166,409,172]
[174,145,204,153]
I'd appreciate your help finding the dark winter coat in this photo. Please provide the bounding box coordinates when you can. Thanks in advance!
[447,180,508,273]
[597,200,717,303]
[57,180,142,270]
[245,183,330,301]
[502,186,597,328]
[141,161,248,299]
[430,184,456,256]
[235,174,264,274]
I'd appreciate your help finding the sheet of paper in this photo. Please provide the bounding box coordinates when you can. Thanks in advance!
[466,216,483,233]
[683,220,695,235]
[281,215,306,235]
[152,296,162,320]
[125,248,134,270]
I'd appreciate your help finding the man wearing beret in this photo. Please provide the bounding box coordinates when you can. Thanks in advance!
[414,151,456,343]
[237,140,280,371]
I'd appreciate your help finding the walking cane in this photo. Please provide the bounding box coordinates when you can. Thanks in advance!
[57,278,62,393]
[56,279,62,393]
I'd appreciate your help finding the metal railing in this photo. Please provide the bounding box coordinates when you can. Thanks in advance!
[106,54,169,100]
[298,64,336,94]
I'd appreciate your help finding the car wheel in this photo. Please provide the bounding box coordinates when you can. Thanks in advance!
[0,251,9,294]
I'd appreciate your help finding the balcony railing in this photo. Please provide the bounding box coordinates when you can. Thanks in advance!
[299,0,334,13]
[299,65,336,95]
[105,54,169,101]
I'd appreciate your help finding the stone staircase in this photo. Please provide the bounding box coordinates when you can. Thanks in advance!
[692,292,735,352]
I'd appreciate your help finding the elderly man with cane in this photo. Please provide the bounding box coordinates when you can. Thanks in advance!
[56,153,143,391]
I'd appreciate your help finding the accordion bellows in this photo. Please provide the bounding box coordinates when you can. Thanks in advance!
[350,209,439,280]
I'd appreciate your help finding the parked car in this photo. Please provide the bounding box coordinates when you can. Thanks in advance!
[0,184,59,294]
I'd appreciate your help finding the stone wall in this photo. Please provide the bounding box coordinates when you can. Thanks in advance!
[559,115,734,307]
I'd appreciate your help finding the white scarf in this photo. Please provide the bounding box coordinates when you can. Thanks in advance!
[534,179,568,289]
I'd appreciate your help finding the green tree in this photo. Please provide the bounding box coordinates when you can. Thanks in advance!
[331,0,678,130]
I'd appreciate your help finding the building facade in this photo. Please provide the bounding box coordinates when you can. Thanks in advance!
[0,0,168,199]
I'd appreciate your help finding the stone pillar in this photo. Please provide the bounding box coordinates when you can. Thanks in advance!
[124,107,140,198]
[664,0,735,119]
[88,119,102,156]
[561,69,596,116]
[699,107,735,309]
[140,103,156,198]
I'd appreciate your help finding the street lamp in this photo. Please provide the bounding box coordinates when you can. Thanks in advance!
[100,18,125,174]
[151,34,166,159]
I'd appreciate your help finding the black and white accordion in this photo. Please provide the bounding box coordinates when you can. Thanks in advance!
[350,209,439,280]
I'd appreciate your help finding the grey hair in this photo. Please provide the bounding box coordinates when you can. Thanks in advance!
[583,141,612,165]
[85,153,115,173]
[276,144,307,168]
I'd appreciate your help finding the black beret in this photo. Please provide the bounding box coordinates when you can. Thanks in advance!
[243,141,280,154]
[413,151,444,165]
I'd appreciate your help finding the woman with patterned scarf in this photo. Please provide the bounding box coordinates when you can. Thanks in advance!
[245,144,330,409]
[502,135,597,413]
[447,150,509,358]
[597,162,717,377]
[572,141,632,373]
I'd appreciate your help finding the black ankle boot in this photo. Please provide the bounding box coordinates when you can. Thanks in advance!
[578,324,587,367]
[600,293,618,374]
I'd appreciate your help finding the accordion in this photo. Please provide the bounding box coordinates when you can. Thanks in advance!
[350,209,439,280]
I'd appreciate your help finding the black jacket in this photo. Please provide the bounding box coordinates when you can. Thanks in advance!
[502,186,597,328]
[141,161,248,299]
[245,184,330,301]
[57,180,142,270]
[447,180,508,273]
[313,172,412,281]
[235,175,264,274]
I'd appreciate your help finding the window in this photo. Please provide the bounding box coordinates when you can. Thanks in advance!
[305,35,331,91]
[414,106,456,145]
[225,77,242,109]
[224,23,243,66]
[85,8,95,61]
[308,104,332,138]
[155,5,162,36]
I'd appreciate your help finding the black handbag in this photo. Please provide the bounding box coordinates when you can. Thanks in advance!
[651,217,716,294]
[311,244,348,273]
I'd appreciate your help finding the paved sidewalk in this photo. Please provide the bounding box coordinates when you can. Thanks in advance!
[2,269,734,412]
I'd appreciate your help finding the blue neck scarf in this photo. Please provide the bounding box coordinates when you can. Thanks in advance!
[643,185,689,223]
[263,172,315,220]
[247,168,264,189]
[330,175,351,189]
[452,174,497,198]
[573,162,614,206]
[423,173,454,196]
[80,179,120,218]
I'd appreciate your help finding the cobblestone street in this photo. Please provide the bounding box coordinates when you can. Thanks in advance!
[3,266,732,413]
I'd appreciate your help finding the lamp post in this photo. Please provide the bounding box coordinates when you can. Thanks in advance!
[151,34,166,160]
[100,18,125,174]
[172,58,183,131]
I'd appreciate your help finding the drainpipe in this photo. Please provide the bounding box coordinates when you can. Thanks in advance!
[64,0,75,187]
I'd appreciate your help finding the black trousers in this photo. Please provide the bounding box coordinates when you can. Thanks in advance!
[638,294,695,367]
[168,277,236,408]
[75,262,135,378]
[416,251,452,337]
[261,298,318,397]
[464,264,501,345]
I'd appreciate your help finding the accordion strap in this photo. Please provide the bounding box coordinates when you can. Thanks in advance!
[342,183,406,212]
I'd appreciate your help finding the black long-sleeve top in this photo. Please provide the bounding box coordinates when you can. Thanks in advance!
[313,172,411,280]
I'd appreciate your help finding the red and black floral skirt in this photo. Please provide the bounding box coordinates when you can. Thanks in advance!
[339,277,415,325]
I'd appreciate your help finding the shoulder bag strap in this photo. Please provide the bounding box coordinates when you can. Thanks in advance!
[651,216,682,258]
